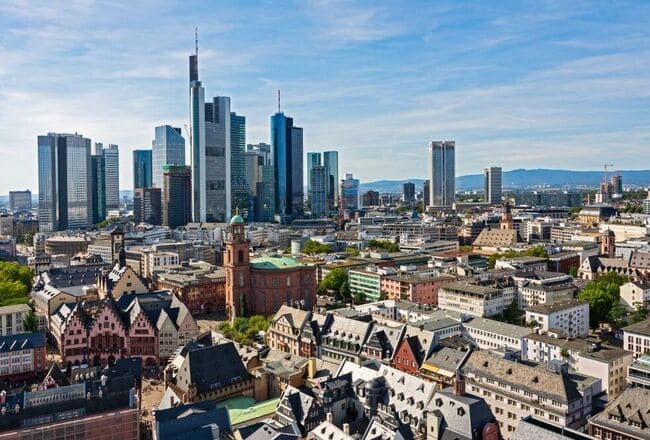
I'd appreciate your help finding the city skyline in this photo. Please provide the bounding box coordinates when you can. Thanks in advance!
[2,1,650,192]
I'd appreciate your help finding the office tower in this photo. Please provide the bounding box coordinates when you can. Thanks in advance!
[291,126,304,217]
[38,133,92,232]
[134,187,162,225]
[8,191,31,211]
[247,143,271,164]
[483,166,502,205]
[428,141,455,207]
[90,154,106,224]
[340,173,360,213]
[361,190,380,207]
[189,41,207,222]
[231,112,250,220]
[133,150,152,190]
[152,125,185,189]
[423,181,430,208]
[402,182,416,205]
[323,151,339,209]
[162,165,192,229]
[95,143,119,211]
[309,165,328,218]
[255,165,275,222]
[611,174,623,199]
[306,152,322,195]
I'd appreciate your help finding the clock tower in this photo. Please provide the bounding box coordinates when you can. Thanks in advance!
[225,212,251,321]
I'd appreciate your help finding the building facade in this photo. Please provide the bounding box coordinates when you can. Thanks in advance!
[162,165,192,229]
[152,125,185,189]
[484,166,502,204]
[132,149,152,190]
[428,140,455,207]
[133,187,162,225]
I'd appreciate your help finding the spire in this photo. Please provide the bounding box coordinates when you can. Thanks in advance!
[278,89,281,113]
[195,27,198,56]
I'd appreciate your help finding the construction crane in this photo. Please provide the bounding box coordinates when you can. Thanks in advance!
[601,163,614,184]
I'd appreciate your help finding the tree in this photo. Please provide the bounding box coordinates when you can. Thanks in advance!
[0,262,33,307]
[501,298,523,325]
[353,291,366,305]
[487,246,549,269]
[629,306,648,325]
[609,303,628,329]
[22,309,38,333]
[578,272,626,328]
[302,240,333,255]
[526,319,539,328]
[568,267,578,277]
[320,268,349,299]
[345,247,360,257]
[560,348,570,359]
[367,240,400,253]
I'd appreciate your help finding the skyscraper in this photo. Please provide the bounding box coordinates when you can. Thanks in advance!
[162,165,192,229]
[423,180,430,207]
[231,112,250,220]
[483,166,502,205]
[90,154,106,224]
[340,173,360,214]
[323,151,339,209]
[306,152,322,194]
[38,133,92,232]
[8,191,31,211]
[271,111,294,219]
[247,143,271,164]
[402,182,416,205]
[428,141,455,207]
[134,187,162,225]
[189,41,206,222]
[96,143,120,211]
[133,150,152,190]
[152,125,185,189]
[291,126,304,217]
[256,165,275,223]
[309,165,328,218]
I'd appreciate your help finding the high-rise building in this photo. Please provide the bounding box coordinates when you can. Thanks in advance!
[152,125,185,189]
[423,181,430,208]
[291,126,304,217]
[307,152,322,194]
[428,141,455,207]
[134,187,162,225]
[340,173,360,214]
[361,190,380,207]
[271,105,303,220]
[231,112,250,220]
[323,151,339,209]
[90,154,106,224]
[483,166,502,205]
[402,182,416,205]
[162,165,192,229]
[246,143,271,164]
[8,191,31,211]
[38,133,92,232]
[309,165,328,218]
[256,165,275,223]
[96,143,119,211]
[133,150,152,190]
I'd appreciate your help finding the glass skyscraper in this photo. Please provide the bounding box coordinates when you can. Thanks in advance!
[340,173,360,214]
[152,125,185,189]
[133,149,152,190]
[309,165,328,218]
[162,165,192,229]
[484,166,502,205]
[101,144,119,211]
[231,112,250,220]
[306,152,321,194]
[37,133,92,232]
[91,154,106,224]
[323,151,339,208]
[428,141,455,207]
[271,112,303,220]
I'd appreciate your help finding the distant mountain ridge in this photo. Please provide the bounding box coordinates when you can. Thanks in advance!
[359,169,650,192]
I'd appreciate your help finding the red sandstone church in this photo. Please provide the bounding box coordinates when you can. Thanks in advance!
[225,213,316,319]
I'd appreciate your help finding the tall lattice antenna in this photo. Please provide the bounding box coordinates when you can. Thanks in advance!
[278,90,281,113]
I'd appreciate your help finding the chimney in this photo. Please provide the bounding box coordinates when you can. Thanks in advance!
[326,412,333,423]
[343,423,350,435]
[453,369,465,396]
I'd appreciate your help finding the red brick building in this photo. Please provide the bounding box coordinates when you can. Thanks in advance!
[381,274,455,305]
[0,332,46,384]
[225,215,316,319]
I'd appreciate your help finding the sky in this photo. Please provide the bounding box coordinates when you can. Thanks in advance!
[1,0,650,192]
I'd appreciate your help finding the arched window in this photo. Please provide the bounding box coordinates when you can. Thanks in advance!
[238,250,244,263]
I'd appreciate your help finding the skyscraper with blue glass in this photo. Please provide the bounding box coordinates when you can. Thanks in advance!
[152,125,185,189]
[323,151,339,209]
[133,149,152,190]
[231,112,250,220]
[271,109,303,220]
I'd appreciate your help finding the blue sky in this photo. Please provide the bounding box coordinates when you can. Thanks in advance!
[1,0,650,191]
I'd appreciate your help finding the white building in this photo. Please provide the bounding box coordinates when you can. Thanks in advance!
[438,281,515,317]
[511,271,576,310]
[462,317,529,354]
[525,298,590,338]
[145,251,180,279]
[623,318,650,358]
[0,304,31,335]
[619,280,650,311]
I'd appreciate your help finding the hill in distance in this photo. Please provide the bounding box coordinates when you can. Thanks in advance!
[359,169,650,192]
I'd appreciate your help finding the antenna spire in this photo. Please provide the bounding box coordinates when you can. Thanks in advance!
[195,27,198,56]
[278,89,281,113]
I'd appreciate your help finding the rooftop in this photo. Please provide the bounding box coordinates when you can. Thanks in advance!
[464,317,530,339]
[251,255,307,270]
[527,298,588,315]
[215,396,279,426]
[623,318,650,337]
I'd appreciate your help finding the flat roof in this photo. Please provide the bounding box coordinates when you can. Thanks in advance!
[215,396,279,426]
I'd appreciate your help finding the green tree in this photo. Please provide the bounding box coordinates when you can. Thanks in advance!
[367,240,400,253]
[526,319,539,328]
[353,291,366,305]
[488,246,549,269]
[302,240,333,255]
[630,306,648,324]
[578,272,626,328]
[345,247,360,257]
[568,267,578,277]
[560,348,570,359]
[320,268,349,300]
[22,309,38,333]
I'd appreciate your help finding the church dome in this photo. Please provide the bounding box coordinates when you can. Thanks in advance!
[230,214,244,224]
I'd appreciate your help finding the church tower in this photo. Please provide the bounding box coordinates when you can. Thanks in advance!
[500,201,513,230]
[601,228,616,258]
[110,226,125,265]
[225,212,251,321]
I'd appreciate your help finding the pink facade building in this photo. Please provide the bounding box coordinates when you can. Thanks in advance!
[381,274,455,305]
